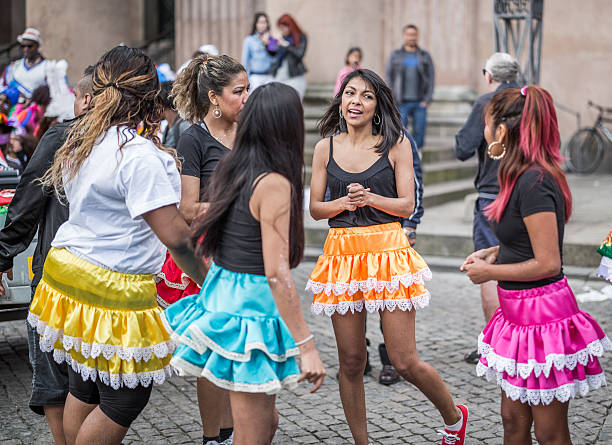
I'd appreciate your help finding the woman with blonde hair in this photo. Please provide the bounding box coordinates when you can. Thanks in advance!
[28,45,205,444]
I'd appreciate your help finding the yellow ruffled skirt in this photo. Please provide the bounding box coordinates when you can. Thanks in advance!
[27,248,174,389]
[307,222,432,316]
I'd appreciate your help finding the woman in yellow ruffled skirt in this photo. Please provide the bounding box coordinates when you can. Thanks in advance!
[29,46,205,444]
[307,69,468,445]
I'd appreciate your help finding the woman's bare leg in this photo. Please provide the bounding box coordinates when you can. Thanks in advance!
[229,391,277,445]
[331,310,369,445]
[532,400,572,445]
[197,377,233,438]
[500,392,533,445]
[380,309,461,425]
[62,393,97,445]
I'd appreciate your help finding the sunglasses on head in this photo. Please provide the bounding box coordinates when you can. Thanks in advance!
[21,43,35,49]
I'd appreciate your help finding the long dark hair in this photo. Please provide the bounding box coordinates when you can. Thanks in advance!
[318,69,404,154]
[192,82,305,267]
[251,12,270,35]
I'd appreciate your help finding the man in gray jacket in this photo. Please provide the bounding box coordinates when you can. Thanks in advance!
[386,24,435,149]
[454,52,520,364]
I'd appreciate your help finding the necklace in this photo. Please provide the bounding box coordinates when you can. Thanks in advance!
[201,119,233,149]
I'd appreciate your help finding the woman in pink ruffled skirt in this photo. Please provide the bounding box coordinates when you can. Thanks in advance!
[461,85,611,444]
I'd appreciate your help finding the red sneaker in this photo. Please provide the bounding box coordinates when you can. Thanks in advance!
[438,404,468,445]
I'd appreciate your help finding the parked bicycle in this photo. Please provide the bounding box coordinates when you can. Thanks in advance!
[565,101,612,174]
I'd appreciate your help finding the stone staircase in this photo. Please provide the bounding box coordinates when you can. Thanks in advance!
[303,83,478,250]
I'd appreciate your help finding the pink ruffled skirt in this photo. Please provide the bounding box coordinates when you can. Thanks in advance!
[477,277,611,405]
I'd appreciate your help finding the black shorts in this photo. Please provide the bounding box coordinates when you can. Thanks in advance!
[67,366,152,428]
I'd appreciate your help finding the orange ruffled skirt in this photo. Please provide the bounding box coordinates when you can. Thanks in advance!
[307,222,432,316]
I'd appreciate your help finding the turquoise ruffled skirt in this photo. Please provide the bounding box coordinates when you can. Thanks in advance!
[160,262,301,394]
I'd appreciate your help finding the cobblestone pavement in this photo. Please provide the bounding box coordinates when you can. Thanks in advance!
[1,264,611,444]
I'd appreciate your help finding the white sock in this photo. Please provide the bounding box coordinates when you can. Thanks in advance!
[444,411,463,431]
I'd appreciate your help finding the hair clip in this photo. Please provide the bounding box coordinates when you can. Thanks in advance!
[520,86,528,96]
[103,82,120,90]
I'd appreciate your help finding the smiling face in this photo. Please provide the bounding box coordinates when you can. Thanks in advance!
[211,71,250,124]
[20,39,39,60]
[341,76,377,128]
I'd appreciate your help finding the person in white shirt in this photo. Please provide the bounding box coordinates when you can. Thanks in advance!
[28,45,205,445]
[1,28,49,103]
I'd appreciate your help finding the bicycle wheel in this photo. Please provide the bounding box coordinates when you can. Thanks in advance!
[565,128,604,174]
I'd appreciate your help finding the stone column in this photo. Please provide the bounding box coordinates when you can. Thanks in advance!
[175,0,266,69]
[26,0,144,82]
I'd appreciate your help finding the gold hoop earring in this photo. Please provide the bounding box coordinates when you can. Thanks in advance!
[213,105,222,119]
[487,141,506,160]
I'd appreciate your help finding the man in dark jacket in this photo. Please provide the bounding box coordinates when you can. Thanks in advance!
[454,52,520,364]
[0,65,93,445]
[386,24,435,149]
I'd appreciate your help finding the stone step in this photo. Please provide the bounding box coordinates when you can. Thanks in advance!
[422,158,477,184]
[421,137,457,163]
[422,179,474,207]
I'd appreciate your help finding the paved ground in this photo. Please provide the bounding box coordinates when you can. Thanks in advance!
[1,264,611,444]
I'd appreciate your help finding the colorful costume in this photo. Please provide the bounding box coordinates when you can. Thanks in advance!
[307,136,432,315]
[476,169,610,404]
[162,172,301,393]
[597,230,612,283]
[27,126,181,390]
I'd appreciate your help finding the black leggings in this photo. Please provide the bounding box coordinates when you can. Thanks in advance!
[67,366,153,428]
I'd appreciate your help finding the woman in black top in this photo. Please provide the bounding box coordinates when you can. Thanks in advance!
[162,82,325,445]
[307,69,468,445]
[157,54,249,445]
[462,86,610,444]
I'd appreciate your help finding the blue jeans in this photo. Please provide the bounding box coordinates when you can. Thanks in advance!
[399,101,427,149]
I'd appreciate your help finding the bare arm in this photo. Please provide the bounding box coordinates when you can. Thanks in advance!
[347,137,415,217]
[178,175,208,224]
[143,204,207,285]
[463,212,561,284]
[309,138,355,220]
[252,173,326,392]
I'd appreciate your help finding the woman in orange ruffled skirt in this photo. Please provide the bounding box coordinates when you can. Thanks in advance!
[307,69,468,445]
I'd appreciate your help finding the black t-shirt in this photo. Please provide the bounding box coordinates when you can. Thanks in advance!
[492,168,565,290]
[177,123,230,199]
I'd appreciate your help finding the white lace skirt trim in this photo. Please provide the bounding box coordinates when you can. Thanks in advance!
[311,291,430,316]
[54,349,174,390]
[478,334,612,379]
[155,271,194,291]
[477,362,607,405]
[28,311,176,362]
[159,312,299,363]
[170,356,300,395]
[306,268,432,297]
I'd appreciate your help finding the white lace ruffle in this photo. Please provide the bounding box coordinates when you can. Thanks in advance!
[305,268,432,297]
[54,349,174,390]
[311,291,430,316]
[478,333,612,379]
[477,362,608,405]
[155,271,196,291]
[171,356,300,395]
[159,311,299,363]
[28,311,176,363]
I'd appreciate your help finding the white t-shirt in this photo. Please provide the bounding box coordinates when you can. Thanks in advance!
[52,126,181,274]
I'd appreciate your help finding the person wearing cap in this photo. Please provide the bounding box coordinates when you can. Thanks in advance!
[1,28,49,103]
[454,52,520,364]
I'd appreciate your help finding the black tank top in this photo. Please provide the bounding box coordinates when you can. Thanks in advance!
[214,173,268,276]
[327,136,402,228]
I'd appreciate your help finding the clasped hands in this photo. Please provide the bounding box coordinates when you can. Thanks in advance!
[342,183,370,211]
[460,246,498,284]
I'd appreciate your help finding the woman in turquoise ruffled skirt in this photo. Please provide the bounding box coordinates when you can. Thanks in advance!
[161,82,326,444]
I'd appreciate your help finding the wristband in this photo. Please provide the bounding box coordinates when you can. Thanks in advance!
[295,334,314,347]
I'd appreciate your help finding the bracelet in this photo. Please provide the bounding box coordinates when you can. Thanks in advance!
[295,334,314,347]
